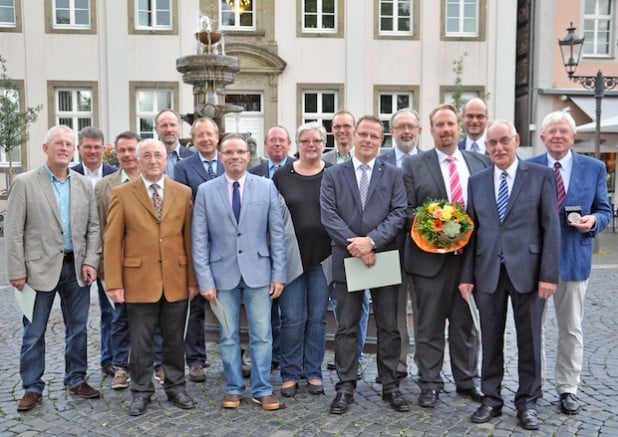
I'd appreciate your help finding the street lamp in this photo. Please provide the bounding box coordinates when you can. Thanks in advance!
[558,22,618,159]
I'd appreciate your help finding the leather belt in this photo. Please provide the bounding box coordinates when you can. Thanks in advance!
[63,252,74,263]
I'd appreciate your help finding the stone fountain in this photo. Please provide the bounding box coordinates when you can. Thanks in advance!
[176,13,242,131]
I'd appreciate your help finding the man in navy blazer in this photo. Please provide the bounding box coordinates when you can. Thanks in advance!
[173,117,224,382]
[460,120,560,431]
[529,111,612,415]
[403,104,488,408]
[154,109,194,175]
[192,133,286,411]
[321,115,409,414]
[71,127,117,378]
[457,98,489,155]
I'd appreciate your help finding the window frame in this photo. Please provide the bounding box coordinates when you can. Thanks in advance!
[441,0,486,41]
[297,0,345,38]
[0,0,21,32]
[219,0,256,31]
[376,0,417,39]
[374,85,418,148]
[127,0,178,35]
[0,79,27,177]
[582,0,614,58]
[129,81,179,140]
[439,85,484,111]
[297,83,344,149]
[45,0,96,34]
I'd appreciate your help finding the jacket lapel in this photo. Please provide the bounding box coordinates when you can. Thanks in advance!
[190,154,210,182]
[37,168,62,226]
[342,160,363,212]
[365,159,385,206]
[505,160,529,220]
[427,150,449,199]
[132,179,159,220]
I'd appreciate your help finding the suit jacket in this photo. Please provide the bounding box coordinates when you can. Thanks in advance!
[192,172,287,291]
[528,151,612,281]
[177,145,195,159]
[402,149,490,276]
[6,167,101,291]
[104,177,197,303]
[71,162,117,177]
[320,157,407,283]
[458,138,488,155]
[173,152,225,198]
[249,156,297,179]
[460,160,561,294]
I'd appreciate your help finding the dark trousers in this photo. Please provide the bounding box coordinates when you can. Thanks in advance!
[334,281,401,395]
[185,295,208,367]
[127,296,188,398]
[96,278,114,367]
[271,298,281,366]
[476,266,545,411]
[412,255,479,391]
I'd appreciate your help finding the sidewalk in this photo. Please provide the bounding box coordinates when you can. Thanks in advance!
[0,232,617,435]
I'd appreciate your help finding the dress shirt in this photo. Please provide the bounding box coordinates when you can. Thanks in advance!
[394,146,418,168]
[269,156,289,178]
[493,158,518,199]
[142,175,166,201]
[335,146,354,163]
[83,164,103,187]
[44,163,73,252]
[436,149,471,205]
[119,169,131,184]
[201,151,219,176]
[225,173,247,205]
[546,150,573,195]
[465,135,487,154]
[352,156,376,187]
[166,144,181,175]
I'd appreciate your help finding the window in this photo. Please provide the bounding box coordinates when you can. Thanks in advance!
[377,91,413,148]
[224,93,265,154]
[54,88,94,160]
[302,0,337,33]
[300,89,338,148]
[53,0,90,28]
[220,0,255,30]
[136,88,173,139]
[379,0,412,35]
[0,0,16,28]
[583,0,613,57]
[444,0,479,37]
[439,86,483,112]
[136,0,171,30]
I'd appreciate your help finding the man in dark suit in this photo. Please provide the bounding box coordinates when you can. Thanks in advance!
[381,108,421,377]
[173,117,224,382]
[248,125,296,372]
[457,98,488,154]
[529,111,612,415]
[403,104,487,408]
[154,109,194,175]
[71,127,117,378]
[460,120,560,431]
[321,115,409,414]
[105,139,198,416]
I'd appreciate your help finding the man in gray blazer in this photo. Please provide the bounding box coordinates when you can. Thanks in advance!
[460,120,560,431]
[403,104,488,408]
[192,134,286,411]
[6,125,101,411]
[321,115,409,414]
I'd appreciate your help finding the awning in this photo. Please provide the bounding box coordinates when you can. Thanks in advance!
[577,115,618,133]
[570,96,618,123]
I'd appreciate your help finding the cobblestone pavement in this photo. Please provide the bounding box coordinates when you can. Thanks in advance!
[0,232,617,436]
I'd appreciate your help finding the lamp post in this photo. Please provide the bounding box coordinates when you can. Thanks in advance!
[558,23,618,159]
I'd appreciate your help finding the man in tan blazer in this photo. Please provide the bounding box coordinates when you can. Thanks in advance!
[6,125,101,411]
[104,139,198,416]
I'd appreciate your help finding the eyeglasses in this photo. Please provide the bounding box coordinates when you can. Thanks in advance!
[332,124,354,130]
[220,150,250,156]
[393,124,419,131]
[486,136,514,147]
[299,139,324,146]
[464,114,487,120]
[50,141,73,148]
[80,145,104,151]
[139,153,166,161]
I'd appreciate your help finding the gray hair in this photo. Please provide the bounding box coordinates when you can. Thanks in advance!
[541,111,576,133]
[78,126,104,145]
[486,119,518,136]
[389,108,421,129]
[296,122,327,145]
[136,138,166,156]
[45,125,74,145]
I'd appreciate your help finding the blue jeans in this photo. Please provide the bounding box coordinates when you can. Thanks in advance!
[217,281,273,397]
[96,278,113,367]
[279,265,329,382]
[20,261,90,393]
[111,302,131,369]
[185,295,208,367]
[330,286,370,362]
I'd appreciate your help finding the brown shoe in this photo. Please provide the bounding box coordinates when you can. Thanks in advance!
[222,394,241,409]
[17,392,42,411]
[252,394,281,410]
[69,382,100,399]
[111,368,130,390]
[188,365,206,383]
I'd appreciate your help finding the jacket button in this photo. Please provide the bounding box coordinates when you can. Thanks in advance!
[238,250,243,254]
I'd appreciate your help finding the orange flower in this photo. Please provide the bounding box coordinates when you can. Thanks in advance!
[433,219,443,232]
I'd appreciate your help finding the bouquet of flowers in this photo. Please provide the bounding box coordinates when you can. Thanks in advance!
[411,198,474,253]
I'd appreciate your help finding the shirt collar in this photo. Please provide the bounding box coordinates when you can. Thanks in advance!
[494,158,519,179]
[436,148,464,163]
[546,149,573,169]
[141,175,165,191]
[45,162,70,182]
[352,156,376,171]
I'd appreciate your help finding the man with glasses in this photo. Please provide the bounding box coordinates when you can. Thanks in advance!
[71,127,117,379]
[458,98,489,155]
[192,134,286,411]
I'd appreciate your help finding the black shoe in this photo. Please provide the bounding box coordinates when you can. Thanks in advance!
[329,392,354,415]
[280,382,298,398]
[471,404,502,423]
[396,370,408,379]
[418,389,439,408]
[559,393,579,415]
[167,391,195,409]
[456,386,484,403]
[382,391,410,412]
[101,364,115,377]
[271,361,280,371]
[129,397,151,416]
[327,361,336,370]
[517,409,539,430]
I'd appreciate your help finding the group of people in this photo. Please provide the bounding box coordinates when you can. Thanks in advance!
[5,100,611,430]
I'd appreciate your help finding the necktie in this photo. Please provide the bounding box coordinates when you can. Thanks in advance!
[232,181,241,223]
[554,161,566,210]
[446,156,465,207]
[359,164,369,209]
[471,142,480,153]
[497,171,509,222]
[151,183,162,220]
[270,164,280,179]
[206,160,215,180]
